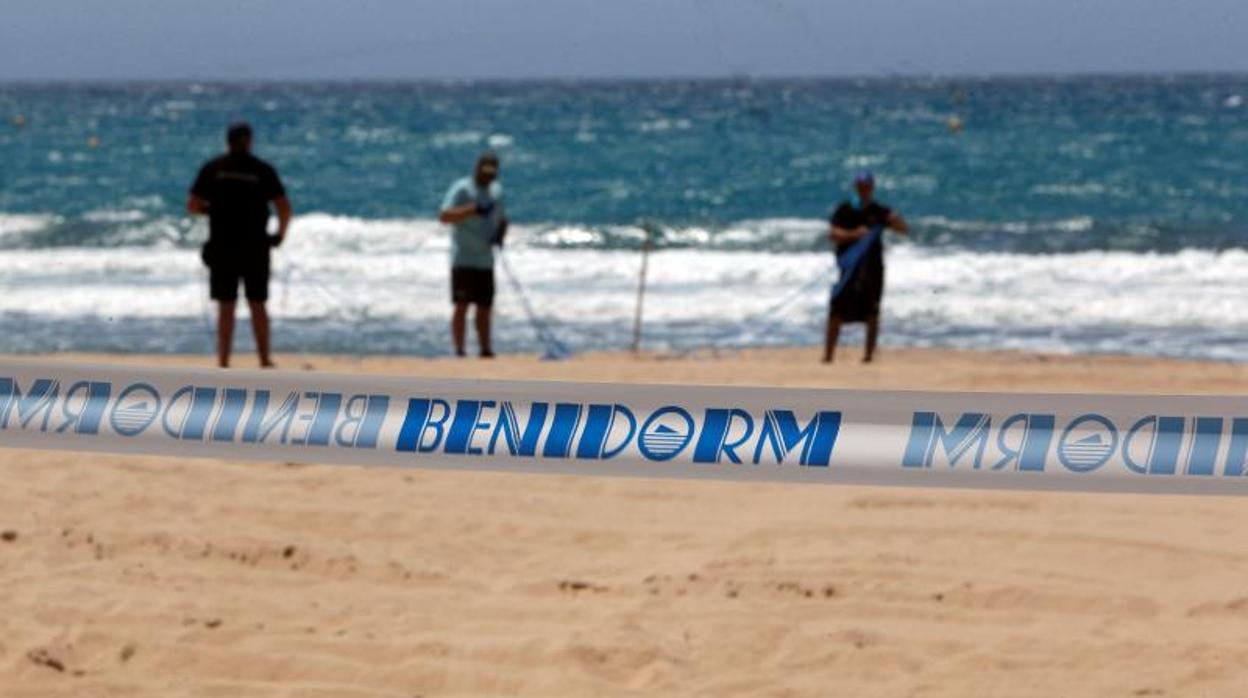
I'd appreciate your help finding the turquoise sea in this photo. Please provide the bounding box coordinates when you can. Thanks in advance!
[0,76,1245,358]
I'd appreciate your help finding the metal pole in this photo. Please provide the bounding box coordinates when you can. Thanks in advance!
[630,224,654,353]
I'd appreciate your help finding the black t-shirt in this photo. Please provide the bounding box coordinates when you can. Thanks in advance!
[190,152,285,245]
[831,200,892,268]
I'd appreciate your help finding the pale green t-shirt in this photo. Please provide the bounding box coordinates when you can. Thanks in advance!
[440,176,505,270]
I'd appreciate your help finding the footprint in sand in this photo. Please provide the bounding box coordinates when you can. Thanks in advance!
[558,579,608,594]
[27,649,65,673]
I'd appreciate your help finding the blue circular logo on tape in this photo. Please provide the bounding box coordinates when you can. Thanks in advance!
[109,383,161,437]
[1058,414,1119,472]
[638,406,694,461]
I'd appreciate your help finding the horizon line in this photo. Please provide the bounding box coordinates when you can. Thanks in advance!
[2,68,1247,86]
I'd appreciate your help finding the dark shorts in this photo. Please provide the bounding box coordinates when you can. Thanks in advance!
[208,250,271,303]
[451,267,495,306]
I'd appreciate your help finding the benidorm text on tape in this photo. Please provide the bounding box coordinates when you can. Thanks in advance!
[2,359,1246,496]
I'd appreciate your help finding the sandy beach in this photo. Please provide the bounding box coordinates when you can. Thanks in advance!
[3,346,1248,697]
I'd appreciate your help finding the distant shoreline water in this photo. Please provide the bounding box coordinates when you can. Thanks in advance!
[0,77,1244,359]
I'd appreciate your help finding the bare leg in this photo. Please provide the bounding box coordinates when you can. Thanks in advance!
[823,315,842,364]
[864,314,880,363]
[217,301,236,369]
[476,304,494,357]
[451,302,469,356]
[249,301,274,368]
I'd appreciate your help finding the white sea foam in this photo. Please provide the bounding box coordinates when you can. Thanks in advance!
[915,214,1095,234]
[843,154,888,168]
[345,126,401,144]
[638,118,692,132]
[0,214,1245,359]
[1030,182,1114,197]
[0,213,60,236]
[430,130,483,148]
[486,133,515,148]
[82,209,148,224]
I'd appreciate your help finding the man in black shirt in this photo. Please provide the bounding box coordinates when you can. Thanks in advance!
[188,122,292,368]
[825,171,907,364]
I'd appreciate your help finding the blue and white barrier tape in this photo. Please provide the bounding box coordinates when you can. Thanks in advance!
[1,359,1246,496]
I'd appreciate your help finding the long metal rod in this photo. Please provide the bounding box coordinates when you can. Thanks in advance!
[630,226,653,353]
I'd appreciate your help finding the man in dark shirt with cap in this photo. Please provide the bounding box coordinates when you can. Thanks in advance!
[825,170,908,364]
[188,122,292,368]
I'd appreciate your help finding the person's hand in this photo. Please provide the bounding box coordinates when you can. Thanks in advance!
[475,200,495,217]
[852,226,870,239]
[491,219,509,247]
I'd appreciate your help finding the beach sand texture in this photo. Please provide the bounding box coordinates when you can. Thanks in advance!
[2,348,1248,697]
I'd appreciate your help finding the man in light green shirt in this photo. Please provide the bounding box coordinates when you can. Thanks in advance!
[438,151,508,357]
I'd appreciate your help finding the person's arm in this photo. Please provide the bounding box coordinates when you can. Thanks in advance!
[272,196,292,246]
[886,211,909,235]
[440,198,495,223]
[188,165,211,215]
[439,180,477,224]
[439,203,479,224]
[492,217,509,247]
[187,194,209,215]
[261,166,292,246]
[491,197,508,246]
[829,223,868,245]
[828,204,868,245]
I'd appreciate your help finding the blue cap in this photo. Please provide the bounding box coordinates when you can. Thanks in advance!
[854,170,874,185]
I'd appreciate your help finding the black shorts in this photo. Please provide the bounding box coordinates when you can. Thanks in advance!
[451,267,495,306]
[209,250,270,303]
